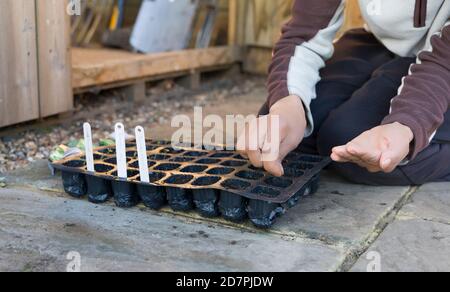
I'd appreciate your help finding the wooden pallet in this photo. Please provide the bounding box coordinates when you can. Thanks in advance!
[72,46,243,95]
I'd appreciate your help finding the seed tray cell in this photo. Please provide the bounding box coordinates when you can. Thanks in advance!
[51,140,330,228]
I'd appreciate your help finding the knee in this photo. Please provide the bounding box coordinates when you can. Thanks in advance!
[316,110,363,156]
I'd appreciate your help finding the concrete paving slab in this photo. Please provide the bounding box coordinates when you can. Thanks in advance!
[274,173,411,246]
[400,183,450,224]
[351,218,450,272]
[0,187,345,272]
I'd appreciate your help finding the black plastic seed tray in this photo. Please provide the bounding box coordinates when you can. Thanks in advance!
[50,140,330,228]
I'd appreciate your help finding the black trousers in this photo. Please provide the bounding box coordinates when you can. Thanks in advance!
[299,29,450,186]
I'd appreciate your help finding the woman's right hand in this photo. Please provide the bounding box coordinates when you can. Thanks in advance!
[236,95,307,177]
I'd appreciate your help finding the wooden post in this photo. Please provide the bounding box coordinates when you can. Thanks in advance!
[123,82,147,103]
[0,0,40,127]
[36,0,74,118]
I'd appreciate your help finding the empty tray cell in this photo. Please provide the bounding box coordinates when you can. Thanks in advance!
[192,176,221,186]
[193,189,220,218]
[210,152,234,158]
[264,177,293,188]
[166,188,194,211]
[148,154,171,161]
[104,157,131,165]
[129,160,157,169]
[126,151,138,159]
[111,169,140,179]
[196,158,221,165]
[85,175,112,204]
[207,167,234,175]
[63,160,86,169]
[160,148,184,155]
[219,191,247,222]
[251,186,281,198]
[233,154,247,160]
[148,172,167,183]
[248,200,285,229]
[98,148,116,155]
[221,179,251,191]
[283,168,305,178]
[221,160,247,167]
[235,171,264,181]
[299,156,323,163]
[154,163,181,171]
[151,140,171,146]
[180,165,208,174]
[145,145,160,151]
[137,184,166,210]
[183,151,208,157]
[112,180,140,208]
[62,171,87,198]
[285,162,314,170]
[93,153,107,160]
[170,157,195,163]
[248,165,264,172]
[94,164,114,173]
[165,174,194,185]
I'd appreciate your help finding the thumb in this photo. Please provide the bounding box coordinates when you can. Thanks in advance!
[379,149,403,173]
[263,139,297,177]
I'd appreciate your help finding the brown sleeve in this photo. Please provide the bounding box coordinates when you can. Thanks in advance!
[382,24,450,159]
[265,0,343,110]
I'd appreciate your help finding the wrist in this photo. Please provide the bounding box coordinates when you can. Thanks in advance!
[270,95,304,115]
[393,122,414,143]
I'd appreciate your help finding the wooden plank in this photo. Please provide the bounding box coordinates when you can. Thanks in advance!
[0,0,40,128]
[72,46,243,91]
[228,0,238,45]
[36,0,73,118]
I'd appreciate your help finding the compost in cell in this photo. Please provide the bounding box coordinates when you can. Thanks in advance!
[170,157,195,163]
[129,160,156,168]
[207,167,234,175]
[94,164,114,173]
[221,160,247,167]
[160,148,184,155]
[265,177,293,188]
[192,176,221,186]
[98,148,116,155]
[105,157,131,165]
[180,165,208,173]
[235,170,264,180]
[184,151,208,157]
[154,163,181,171]
[63,160,86,168]
[148,154,171,161]
[221,179,251,190]
[165,174,194,185]
[196,158,221,165]
[209,152,234,158]
[111,169,140,178]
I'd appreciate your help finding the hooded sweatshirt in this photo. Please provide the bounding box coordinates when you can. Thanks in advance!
[266,0,450,159]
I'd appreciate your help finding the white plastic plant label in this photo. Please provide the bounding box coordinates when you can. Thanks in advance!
[135,126,150,183]
[83,122,95,172]
[115,123,128,179]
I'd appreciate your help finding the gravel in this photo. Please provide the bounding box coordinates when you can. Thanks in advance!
[0,76,263,173]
